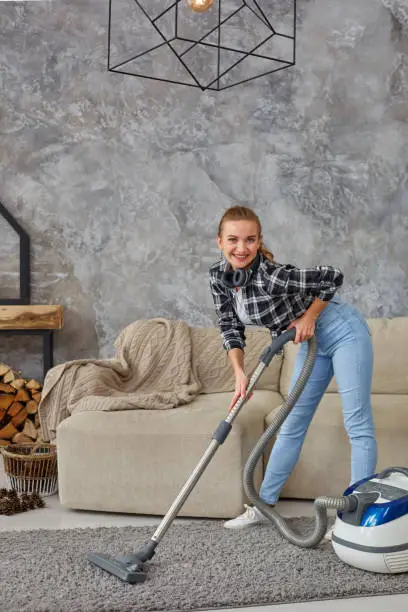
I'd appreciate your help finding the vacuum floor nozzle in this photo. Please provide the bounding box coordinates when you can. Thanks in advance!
[87,552,147,583]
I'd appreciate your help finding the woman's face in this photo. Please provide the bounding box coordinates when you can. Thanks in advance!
[217,219,261,270]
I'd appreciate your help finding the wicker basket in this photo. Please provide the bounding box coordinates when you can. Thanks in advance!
[1,443,58,497]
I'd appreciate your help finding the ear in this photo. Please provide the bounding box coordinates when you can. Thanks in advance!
[216,235,222,250]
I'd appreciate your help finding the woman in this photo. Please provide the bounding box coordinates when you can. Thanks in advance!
[209,205,377,530]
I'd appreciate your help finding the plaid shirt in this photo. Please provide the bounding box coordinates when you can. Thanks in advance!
[209,255,344,351]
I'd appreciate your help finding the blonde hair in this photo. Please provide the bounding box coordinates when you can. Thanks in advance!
[217,205,274,262]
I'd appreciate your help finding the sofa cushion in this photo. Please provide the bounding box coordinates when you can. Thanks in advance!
[264,393,408,500]
[368,317,408,394]
[56,389,283,518]
[280,316,408,397]
[191,327,282,394]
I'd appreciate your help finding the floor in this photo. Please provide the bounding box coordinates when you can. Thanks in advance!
[1,464,407,612]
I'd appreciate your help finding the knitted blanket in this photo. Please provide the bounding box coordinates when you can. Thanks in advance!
[39,318,201,442]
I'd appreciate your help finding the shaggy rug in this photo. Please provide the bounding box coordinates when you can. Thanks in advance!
[1,518,408,612]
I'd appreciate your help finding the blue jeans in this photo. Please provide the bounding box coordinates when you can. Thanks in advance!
[259,297,377,504]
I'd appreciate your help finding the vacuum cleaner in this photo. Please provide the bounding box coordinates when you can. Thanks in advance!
[87,329,408,581]
[331,467,408,573]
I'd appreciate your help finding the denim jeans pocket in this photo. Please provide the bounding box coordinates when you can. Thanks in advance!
[350,311,372,336]
[315,299,340,330]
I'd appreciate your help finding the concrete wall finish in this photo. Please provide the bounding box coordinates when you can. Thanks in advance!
[0,0,407,379]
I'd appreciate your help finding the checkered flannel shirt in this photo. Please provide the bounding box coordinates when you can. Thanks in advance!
[209,255,344,351]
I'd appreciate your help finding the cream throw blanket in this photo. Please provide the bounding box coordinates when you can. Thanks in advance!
[39,318,201,442]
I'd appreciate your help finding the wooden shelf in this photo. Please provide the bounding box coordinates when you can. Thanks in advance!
[0,305,63,330]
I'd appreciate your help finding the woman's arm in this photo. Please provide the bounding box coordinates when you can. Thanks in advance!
[209,274,246,351]
[228,347,245,374]
[227,347,252,411]
[305,296,328,320]
[209,273,251,409]
[266,263,343,302]
[287,297,329,343]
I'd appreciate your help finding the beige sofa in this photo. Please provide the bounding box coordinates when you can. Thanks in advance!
[56,317,408,518]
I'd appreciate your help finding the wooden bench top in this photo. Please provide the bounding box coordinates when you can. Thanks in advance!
[0,305,63,330]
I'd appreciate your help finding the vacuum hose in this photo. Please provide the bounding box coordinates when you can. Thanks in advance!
[87,329,359,583]
[243,334,357,548]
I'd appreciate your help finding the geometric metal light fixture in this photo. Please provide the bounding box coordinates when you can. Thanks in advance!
[108,0,296,91]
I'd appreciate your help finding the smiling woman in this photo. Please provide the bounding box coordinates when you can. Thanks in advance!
[216,207,274,269]
[209,205,377,532]
[217,220,259,270]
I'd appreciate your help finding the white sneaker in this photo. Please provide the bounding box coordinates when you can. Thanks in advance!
[324,525,335,541]
[224,504,269,529]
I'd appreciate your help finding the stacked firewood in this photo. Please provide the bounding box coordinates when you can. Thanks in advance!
[0,363,43,446]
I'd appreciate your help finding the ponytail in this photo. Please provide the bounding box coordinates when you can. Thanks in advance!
[259,239,274,262]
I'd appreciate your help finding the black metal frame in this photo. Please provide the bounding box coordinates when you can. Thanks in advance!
[0,200,54,380]
[0,330,54,379]
[108,0,296,91]
[0,200,30,305]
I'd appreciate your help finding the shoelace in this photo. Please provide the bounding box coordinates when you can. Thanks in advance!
[242,504,257,519]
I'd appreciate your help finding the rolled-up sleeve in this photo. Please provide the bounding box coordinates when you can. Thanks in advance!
[266,264,344,302]
[209,275,246,351]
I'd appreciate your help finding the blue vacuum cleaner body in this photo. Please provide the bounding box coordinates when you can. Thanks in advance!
[332,467,408,573]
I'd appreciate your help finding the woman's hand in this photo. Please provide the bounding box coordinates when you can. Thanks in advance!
[229,370,253,412]
[287,313,316,344]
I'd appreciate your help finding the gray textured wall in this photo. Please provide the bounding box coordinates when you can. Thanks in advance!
[0,0,407,380]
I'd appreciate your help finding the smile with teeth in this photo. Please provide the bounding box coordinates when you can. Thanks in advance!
[233,254,249,265]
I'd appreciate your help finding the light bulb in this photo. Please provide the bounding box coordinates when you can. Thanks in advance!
[186,0,214,13]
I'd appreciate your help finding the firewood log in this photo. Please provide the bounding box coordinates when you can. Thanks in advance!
[12,432,32,445]
[3,370,16,384]
[10,379,27,390]
[7,401,24,418]
[0,395,15,410]
[11,407,28,428]
[0,383,16,394]
[0,421,18,440]
[22,418,37,440]
[0,363,10,377]
[26,379,42,391]
[0,408,6,427]
[25,400,38,415]
[15,388,31,403]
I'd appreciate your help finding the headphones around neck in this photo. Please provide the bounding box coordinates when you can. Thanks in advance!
[221,252,261,289]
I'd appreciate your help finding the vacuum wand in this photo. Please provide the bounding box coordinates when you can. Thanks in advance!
[87,328,296,583]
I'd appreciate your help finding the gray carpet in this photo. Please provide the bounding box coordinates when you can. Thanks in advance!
[2,518,408,612]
